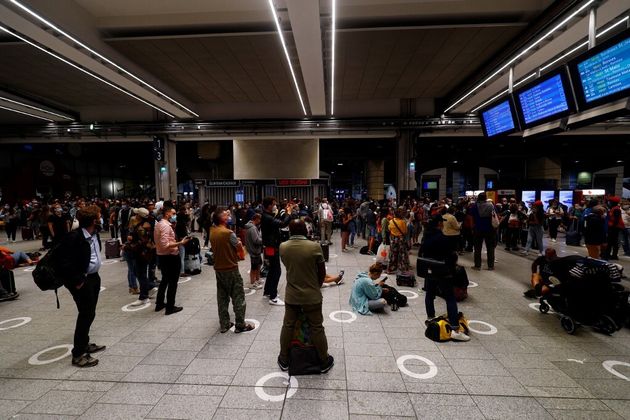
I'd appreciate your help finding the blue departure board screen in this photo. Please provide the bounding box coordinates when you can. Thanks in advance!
[517,74,570,125]
[481,99,516,137]
[576,37,630,103]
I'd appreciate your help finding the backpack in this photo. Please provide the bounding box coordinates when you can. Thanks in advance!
[289,311,321,376]
[185,237,201,256]
[425,313,469,342]
[32,246,64,308]
[322,207,333,222]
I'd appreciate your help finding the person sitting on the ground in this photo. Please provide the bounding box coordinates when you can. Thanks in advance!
[321,270,345,287]
[349,263,388,315]
[0,246,37,269]
[524,248,560,298]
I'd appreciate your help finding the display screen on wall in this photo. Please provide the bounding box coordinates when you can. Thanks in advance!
[479,97,520,137]
[559,190,573,208]
[513,69,575,128]
[540,190,556,210]
[521,190,536,207]
[569,28,630,110]
[423,181,438,190]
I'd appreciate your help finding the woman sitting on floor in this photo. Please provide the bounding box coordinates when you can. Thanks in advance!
[349,263,388,315]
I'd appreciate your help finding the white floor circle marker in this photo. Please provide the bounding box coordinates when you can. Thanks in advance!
[102,260,118,265]
[468,281,478,288]
[602,361,630,381]
[178,276,192,284]
[399,290,419,300]
[229,318,260,333]
[23,267,35,272]
[528,302,555,314]
[243,288,256,296]
[28,344,73,365]
[329,253,338,259]
[121,301,151,312]
[99,286,106,292]
[467,320,498,335]
[329,310,357,323]
[0,317,32,331]
[397,355,438,379]
[255,372,298,402]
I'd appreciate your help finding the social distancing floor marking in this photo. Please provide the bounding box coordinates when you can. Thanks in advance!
[602,361,630,381]
[255,372,298,402]
[121,301,151,312]
[329,310,357,323]
[178,276,192,284]
[28,344,73,365]
[399,290,419,300]
[0,317,32,331]
[397,355,438,379]
[467,320,498,335]
[229,318,260,333]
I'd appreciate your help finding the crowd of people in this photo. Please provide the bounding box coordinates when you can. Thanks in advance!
[0,191,628,367]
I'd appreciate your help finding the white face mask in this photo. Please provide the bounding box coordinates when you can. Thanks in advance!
[272,205,278,213]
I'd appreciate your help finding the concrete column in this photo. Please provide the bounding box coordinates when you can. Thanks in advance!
[154,138,177,200]
[396,132,417,194]
[526,157,561,188]
[367,160,385,200]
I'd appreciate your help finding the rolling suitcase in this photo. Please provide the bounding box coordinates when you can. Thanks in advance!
[184,254,202,275]
[105,239,121,259]
[565,221,581,246]
[321,242,329,262]
[21,227,34,241]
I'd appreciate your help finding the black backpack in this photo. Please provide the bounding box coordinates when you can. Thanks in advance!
[32,246,64,308]
[185,237,201,255]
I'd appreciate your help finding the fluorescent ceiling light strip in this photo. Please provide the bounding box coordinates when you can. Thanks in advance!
[267,0,307,116]
[0,95,73,120]
[539,41,588,72]
[0,25,175,118]
[470,89,509,113]
[0,104,53,121]
[596,15,629,38]
[512,72,537,88]
[445,0,595,113]
[8,0,198,117]
[331,0,336,116]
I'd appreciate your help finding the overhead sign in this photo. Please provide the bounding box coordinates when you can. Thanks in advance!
[193,179,206,186]
[207,180,240,187]
[276,179,311,187]
[152,136,164,162]
[581,189,605,196]
[497,190,516,195]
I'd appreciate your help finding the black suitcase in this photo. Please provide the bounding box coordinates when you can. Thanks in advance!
[321,242,329,262]
[105,239,121,259]
[21,227,34,241]
[0,269,16,293]
[396,271,416,287]
[566,231,582,246]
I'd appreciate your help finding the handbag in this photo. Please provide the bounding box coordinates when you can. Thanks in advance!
[491,211,500,229]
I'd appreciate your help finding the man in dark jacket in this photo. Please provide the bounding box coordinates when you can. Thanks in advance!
[470,192,496,270]
[57,205,105,367]
[261,196,291,306]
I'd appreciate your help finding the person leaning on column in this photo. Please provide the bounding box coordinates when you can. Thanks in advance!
[56,205,106,368]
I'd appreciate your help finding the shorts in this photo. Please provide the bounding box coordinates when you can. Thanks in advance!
[250,254,263,270]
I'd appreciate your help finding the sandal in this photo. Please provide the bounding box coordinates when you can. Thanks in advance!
[220,322,234,334]
[235,323,255,333]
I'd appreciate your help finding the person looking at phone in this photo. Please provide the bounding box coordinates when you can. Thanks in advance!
[349,263,388,315]
[261,196,292,306]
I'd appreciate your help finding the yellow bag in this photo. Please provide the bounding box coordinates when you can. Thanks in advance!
[425,313,469,342]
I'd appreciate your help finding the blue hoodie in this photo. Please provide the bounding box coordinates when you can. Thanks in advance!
[349,272,383,315]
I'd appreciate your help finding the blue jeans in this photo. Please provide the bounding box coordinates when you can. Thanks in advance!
[349,221,356,245]
[124,251,138,288]
[12,251,30,265]
[526,225,544,254]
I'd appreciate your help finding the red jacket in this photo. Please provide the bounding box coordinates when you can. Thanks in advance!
[608,206,625,229]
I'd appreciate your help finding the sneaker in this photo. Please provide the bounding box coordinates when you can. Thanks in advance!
[250,281,263,290]
[72,354,99,368]
[0,292,19,302]
[130,298,149,306]
[523,289,538,299]
[165,306,183,315]
[320,355,335,373]
[336,270,345,285]
[86,343,106,354]
[551,238,557,243]
[277,356,289,371]
[269,297,285,306]
[450,329,471,342]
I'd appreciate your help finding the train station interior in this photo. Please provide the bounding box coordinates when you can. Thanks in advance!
[0,0,629,418]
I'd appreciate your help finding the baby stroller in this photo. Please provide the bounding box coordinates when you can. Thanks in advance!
[538,256,627,335]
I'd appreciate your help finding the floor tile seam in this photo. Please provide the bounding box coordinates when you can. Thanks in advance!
[18,387,103,417]
[532,396,619,411]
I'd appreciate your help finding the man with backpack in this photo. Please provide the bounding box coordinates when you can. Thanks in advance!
[318,198,334,244]
[56,205,106,368]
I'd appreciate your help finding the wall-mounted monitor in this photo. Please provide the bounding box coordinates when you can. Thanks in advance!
[569,27,630,110]
[559,190,574,208]
[513,69,576,129]
[479,97,520,138]
[521,191,536,207]
[540,190,556,210]
[423,181,438,190]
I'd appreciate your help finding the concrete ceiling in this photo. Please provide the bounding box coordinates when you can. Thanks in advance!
[0,0,593,125]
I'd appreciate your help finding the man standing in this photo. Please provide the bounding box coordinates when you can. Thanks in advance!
[261,196,291,306]
[277,220,334,373]
[318,198,334,244]
[244,213,264,289]
[57,205,106,367]
[210,208,255,333]
[154,204,189,315]
[470,192,496,270]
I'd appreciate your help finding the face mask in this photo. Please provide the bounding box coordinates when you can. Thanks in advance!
[272,205,278,213]
[227,216,232,223]
[169,215,177,223]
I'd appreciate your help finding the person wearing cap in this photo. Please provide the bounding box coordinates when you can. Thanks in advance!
[523,200,545,257]
[128,208,156,306]
[603,196,624,260]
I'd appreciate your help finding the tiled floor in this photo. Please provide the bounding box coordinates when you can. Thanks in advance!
[1,233,629,419]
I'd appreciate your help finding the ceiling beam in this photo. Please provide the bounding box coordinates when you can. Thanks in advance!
[285,0,327,116]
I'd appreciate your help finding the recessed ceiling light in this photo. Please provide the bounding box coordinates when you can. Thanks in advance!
[330,0,336,116]
[617,160,623,163]
[337,163,343,166]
